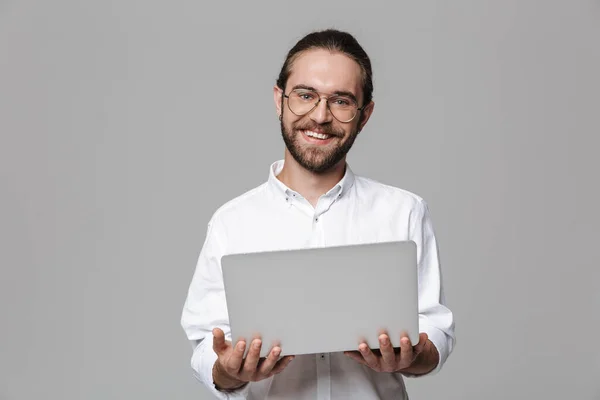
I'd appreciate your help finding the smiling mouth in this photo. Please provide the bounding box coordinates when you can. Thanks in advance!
[300,130,336,140]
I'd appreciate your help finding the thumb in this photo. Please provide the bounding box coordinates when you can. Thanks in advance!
[212,327,229,355]
[415,333,428,353]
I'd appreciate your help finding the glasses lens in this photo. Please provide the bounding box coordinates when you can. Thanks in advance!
[287,90,318,116]
[327,95,357,122]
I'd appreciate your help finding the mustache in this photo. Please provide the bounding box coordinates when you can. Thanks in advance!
[292,122,343,137]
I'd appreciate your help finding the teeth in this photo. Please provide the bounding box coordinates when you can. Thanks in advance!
[305,131,331,140]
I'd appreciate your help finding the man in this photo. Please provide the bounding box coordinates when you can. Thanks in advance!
[181,29,455,399]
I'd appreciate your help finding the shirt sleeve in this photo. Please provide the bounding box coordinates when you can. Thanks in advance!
[403,198,456,377]
[180,215,251,399]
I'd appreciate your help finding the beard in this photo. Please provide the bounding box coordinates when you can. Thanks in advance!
[280,117,359,174]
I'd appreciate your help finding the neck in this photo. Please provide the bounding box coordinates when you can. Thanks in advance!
[277,151,346,207]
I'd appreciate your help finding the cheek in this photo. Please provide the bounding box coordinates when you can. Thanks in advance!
[283,109,298,122]
[283,117,300,134]
[340,122,358,138]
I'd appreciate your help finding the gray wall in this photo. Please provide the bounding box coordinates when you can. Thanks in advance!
[1,1,599,399]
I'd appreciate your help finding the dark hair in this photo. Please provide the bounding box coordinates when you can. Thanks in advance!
[276,29,373,107]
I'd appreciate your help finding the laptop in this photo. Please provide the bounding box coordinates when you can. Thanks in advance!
[220,240,420,358]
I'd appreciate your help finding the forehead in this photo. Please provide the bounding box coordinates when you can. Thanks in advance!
[286,48,363,100]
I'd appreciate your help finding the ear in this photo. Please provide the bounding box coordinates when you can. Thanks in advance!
[273,85,283,120]
[357,101,375,133]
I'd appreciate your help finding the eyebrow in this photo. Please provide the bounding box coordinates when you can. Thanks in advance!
[291,84,358,103]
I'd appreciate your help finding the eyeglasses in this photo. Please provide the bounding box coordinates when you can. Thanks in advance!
[283,88,365,123]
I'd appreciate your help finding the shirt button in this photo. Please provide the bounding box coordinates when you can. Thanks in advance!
[320,354,325,359]
[315,217,319,222]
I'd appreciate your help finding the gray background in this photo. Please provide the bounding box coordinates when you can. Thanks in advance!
[1,1,599,399]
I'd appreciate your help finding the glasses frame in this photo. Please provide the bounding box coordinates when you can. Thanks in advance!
[283,88,365,123]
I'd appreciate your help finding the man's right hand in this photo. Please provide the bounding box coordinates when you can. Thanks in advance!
[211,327,295,390]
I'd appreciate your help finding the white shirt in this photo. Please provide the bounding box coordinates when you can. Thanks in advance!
[180,159,455,400]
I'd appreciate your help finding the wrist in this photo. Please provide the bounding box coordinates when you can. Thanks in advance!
[212,361,247,391]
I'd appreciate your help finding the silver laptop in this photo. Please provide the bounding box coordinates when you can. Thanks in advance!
[220,240,420,358]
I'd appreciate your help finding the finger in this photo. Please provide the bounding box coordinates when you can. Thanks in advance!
[239,339,262,380]
[378,334,396,370]
[399,335,413,366]
[358,342,380,370]
[212,328,229,356]
[268,355,295,377]
[257,346,281,376]
[226,339,246,373]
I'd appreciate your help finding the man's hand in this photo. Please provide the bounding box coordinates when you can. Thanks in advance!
[211,328,295,391]
[344,332,437,375]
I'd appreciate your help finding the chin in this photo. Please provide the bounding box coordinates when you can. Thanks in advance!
[296,153,343,174]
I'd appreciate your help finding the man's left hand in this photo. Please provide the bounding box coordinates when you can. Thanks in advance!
[344,332,432,373]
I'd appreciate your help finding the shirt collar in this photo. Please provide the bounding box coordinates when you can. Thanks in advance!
[267,159,355,201]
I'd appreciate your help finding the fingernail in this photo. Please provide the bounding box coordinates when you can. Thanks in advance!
[254,340,261,349]
[273,348,280,356]
[381,337,389,345]
[237,342,245,350]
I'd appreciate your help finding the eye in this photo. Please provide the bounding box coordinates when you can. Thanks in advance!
[331,97,352,107]
[295,91,316,101]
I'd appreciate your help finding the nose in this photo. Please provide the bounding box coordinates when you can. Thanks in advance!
[309,98,333,124]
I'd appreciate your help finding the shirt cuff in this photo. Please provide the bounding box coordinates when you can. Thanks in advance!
[191,336,251,399]
[404,324,450,378]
